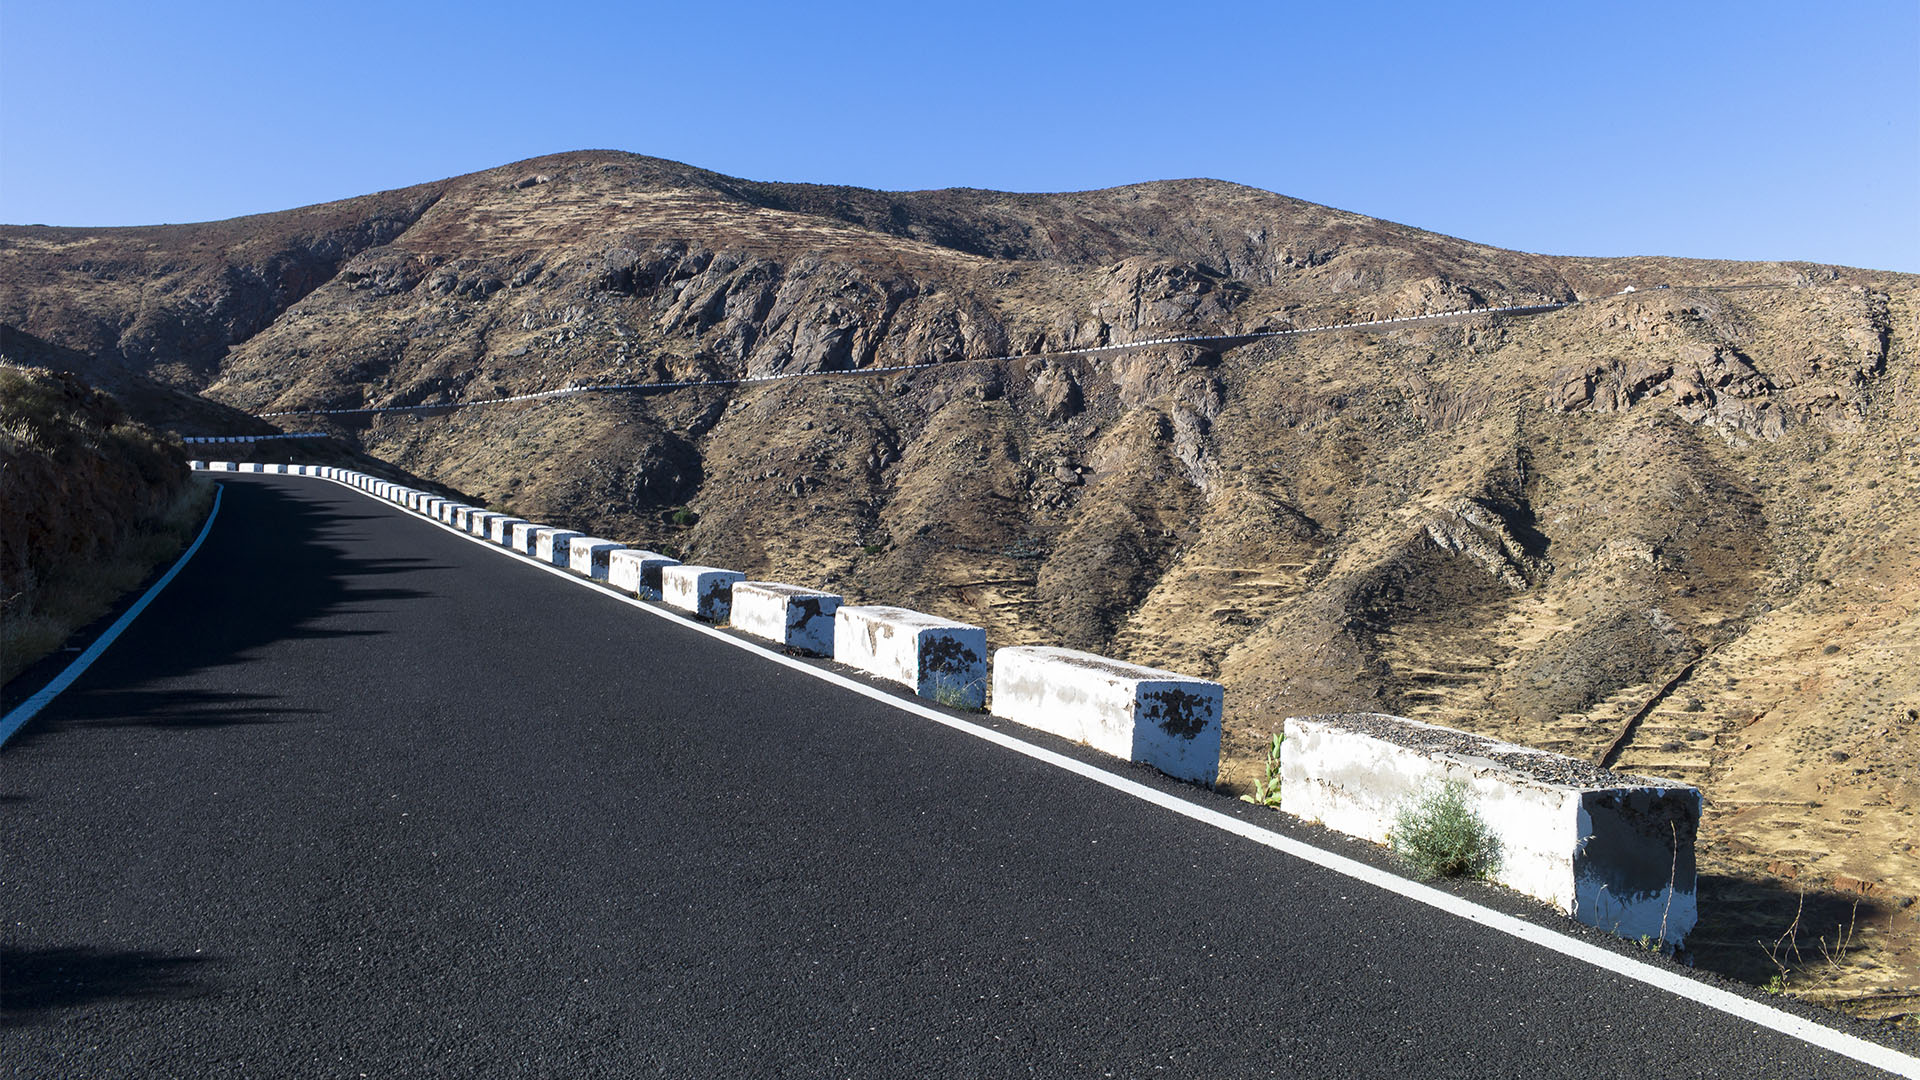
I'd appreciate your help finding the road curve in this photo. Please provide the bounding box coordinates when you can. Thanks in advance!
[1,474,1907,1077]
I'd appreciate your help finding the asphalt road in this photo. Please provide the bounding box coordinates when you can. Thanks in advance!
[1,474,1906,1077]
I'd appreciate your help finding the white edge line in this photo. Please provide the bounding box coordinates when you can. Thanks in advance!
[231,470,1920,1076]
[1,484,226,747]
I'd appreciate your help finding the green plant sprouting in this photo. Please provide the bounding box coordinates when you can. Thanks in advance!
[1390,779,1502,881]
[1240,734,1284,808]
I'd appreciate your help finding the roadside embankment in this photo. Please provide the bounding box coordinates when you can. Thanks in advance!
[1,365,203,684]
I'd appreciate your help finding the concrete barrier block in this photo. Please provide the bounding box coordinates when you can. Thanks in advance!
[466,510,501,537]
[732,583,842,656]
[661,565,744,622]
[535,529,584,566]
[420,496,446,518]
[240,463,264,473]
[509,522,550,555]
[566,538,624,580]
[211,461,235,471]
[607,550,679,599]
[267,463,288,474]
[1279,713,1700,946]
[491,517,530,546]
[833,606,987,708]
[438,503,465,524]
[990,646,1222,784]
[190,461,207,471]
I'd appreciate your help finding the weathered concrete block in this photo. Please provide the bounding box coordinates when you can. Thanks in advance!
[508,522,550,554]
[438,502,466,525]
[990,646,1222,785]
[535,529,585,566]
[467,510,503,537]
[607,549,679,600]
[567,537,624,580]
[833,606,987,709]
[490,517,530,546]
[661,565,744,622]
[1280,713,1700,946]
[732,583,842,656]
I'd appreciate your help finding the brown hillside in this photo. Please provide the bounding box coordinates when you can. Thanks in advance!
[2,150,1914,1016]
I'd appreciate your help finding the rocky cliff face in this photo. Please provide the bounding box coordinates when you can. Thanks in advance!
[4,151,1917,1007]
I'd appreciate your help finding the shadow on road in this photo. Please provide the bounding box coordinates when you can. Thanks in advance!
[0,944,217,1026]
[1,479,444,750]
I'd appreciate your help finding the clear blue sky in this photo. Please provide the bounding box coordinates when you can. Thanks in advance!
[3,0,1916,271]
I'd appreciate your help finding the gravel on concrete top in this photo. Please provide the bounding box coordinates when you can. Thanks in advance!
[1289,712,1691,791]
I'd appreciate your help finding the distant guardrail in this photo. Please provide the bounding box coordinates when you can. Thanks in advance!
[254,301,1573,419]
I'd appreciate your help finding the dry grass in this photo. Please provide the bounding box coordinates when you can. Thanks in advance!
[1,478,213,686]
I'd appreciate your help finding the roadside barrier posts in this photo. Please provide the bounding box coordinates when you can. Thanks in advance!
[990,647,1223,784]
[661,565,744,622]
[731,583,842,656]
[489,517,529,546]
[508,522,551,555]
[1280,713,1701,946]
[567,538,624,581]
[607,550,679,600]
[833,606,987,709]
[534,529,585,567]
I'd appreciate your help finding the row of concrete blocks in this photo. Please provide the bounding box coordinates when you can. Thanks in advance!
[189,460,1227,785]
[1279,713,1701,947]
[192,463,1696,948]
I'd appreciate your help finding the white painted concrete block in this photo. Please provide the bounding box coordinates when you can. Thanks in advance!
[535,529,584,566]
[833,606,987,709]
[566,537,624,580]
[437,502,465,524]
[240,463,264,473]
[509,522,550,555]
[1279,713,1700,946]
[466,510,501,537]
[732,583,842,656]
[420,497,446,519]
[661,565,744,622]
[267,464,288,474]
[211,461,235,471]
[990,646,1222,785]
[190,461,207,471]
[491,517,530,546]
[607,549,679,600]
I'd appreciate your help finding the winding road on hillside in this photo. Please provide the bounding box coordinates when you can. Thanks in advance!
[2,474,1911,1077]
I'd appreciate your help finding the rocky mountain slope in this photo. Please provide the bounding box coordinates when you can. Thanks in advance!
[2,151,1914,1013]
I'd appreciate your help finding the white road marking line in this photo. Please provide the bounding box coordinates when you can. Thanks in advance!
[288,469,1918,1078]
[1,485,226,747]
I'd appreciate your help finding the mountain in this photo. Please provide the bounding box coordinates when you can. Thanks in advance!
[3,150,1916,1012]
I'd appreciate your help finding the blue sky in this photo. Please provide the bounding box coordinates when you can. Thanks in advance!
[3,1,1915,271]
